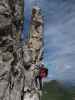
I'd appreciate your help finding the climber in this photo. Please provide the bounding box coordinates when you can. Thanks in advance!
[39,64,48,78]
[34,63,48,90]
[31,63,41,90]
[34,65,40,89]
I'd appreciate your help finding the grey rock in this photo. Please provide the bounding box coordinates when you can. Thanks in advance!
[23,46,33,69]
[0,1,41,100]
[0,0,24,100]
[28,6,44,63]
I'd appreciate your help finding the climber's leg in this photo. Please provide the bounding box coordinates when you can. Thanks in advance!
[38,76,42,90]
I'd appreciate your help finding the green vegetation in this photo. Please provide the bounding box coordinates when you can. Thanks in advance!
[41,80,75,100]
[19,0,24,23]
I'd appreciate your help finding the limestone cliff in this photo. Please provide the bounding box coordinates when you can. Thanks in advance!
[28,6,44,64]
[0,0,24,100]
[0,1,41,100]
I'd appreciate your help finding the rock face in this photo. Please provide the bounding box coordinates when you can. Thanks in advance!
[0,0,24,40]
[24,92,39,100]
[28,6,44,64]
[0,0,25,100]
[0,1,42,100]
[14,0,24,41]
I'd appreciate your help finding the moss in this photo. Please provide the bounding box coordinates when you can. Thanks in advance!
[19,0,24,22]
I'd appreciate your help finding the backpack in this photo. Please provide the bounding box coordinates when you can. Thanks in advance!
[33,67,39,77]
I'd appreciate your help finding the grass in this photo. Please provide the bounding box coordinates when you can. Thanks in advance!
[41,80,74,100]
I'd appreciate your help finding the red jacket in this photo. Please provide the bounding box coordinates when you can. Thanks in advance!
[39,66,48,79]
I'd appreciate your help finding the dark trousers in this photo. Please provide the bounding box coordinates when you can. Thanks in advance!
[35,76,42,90]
